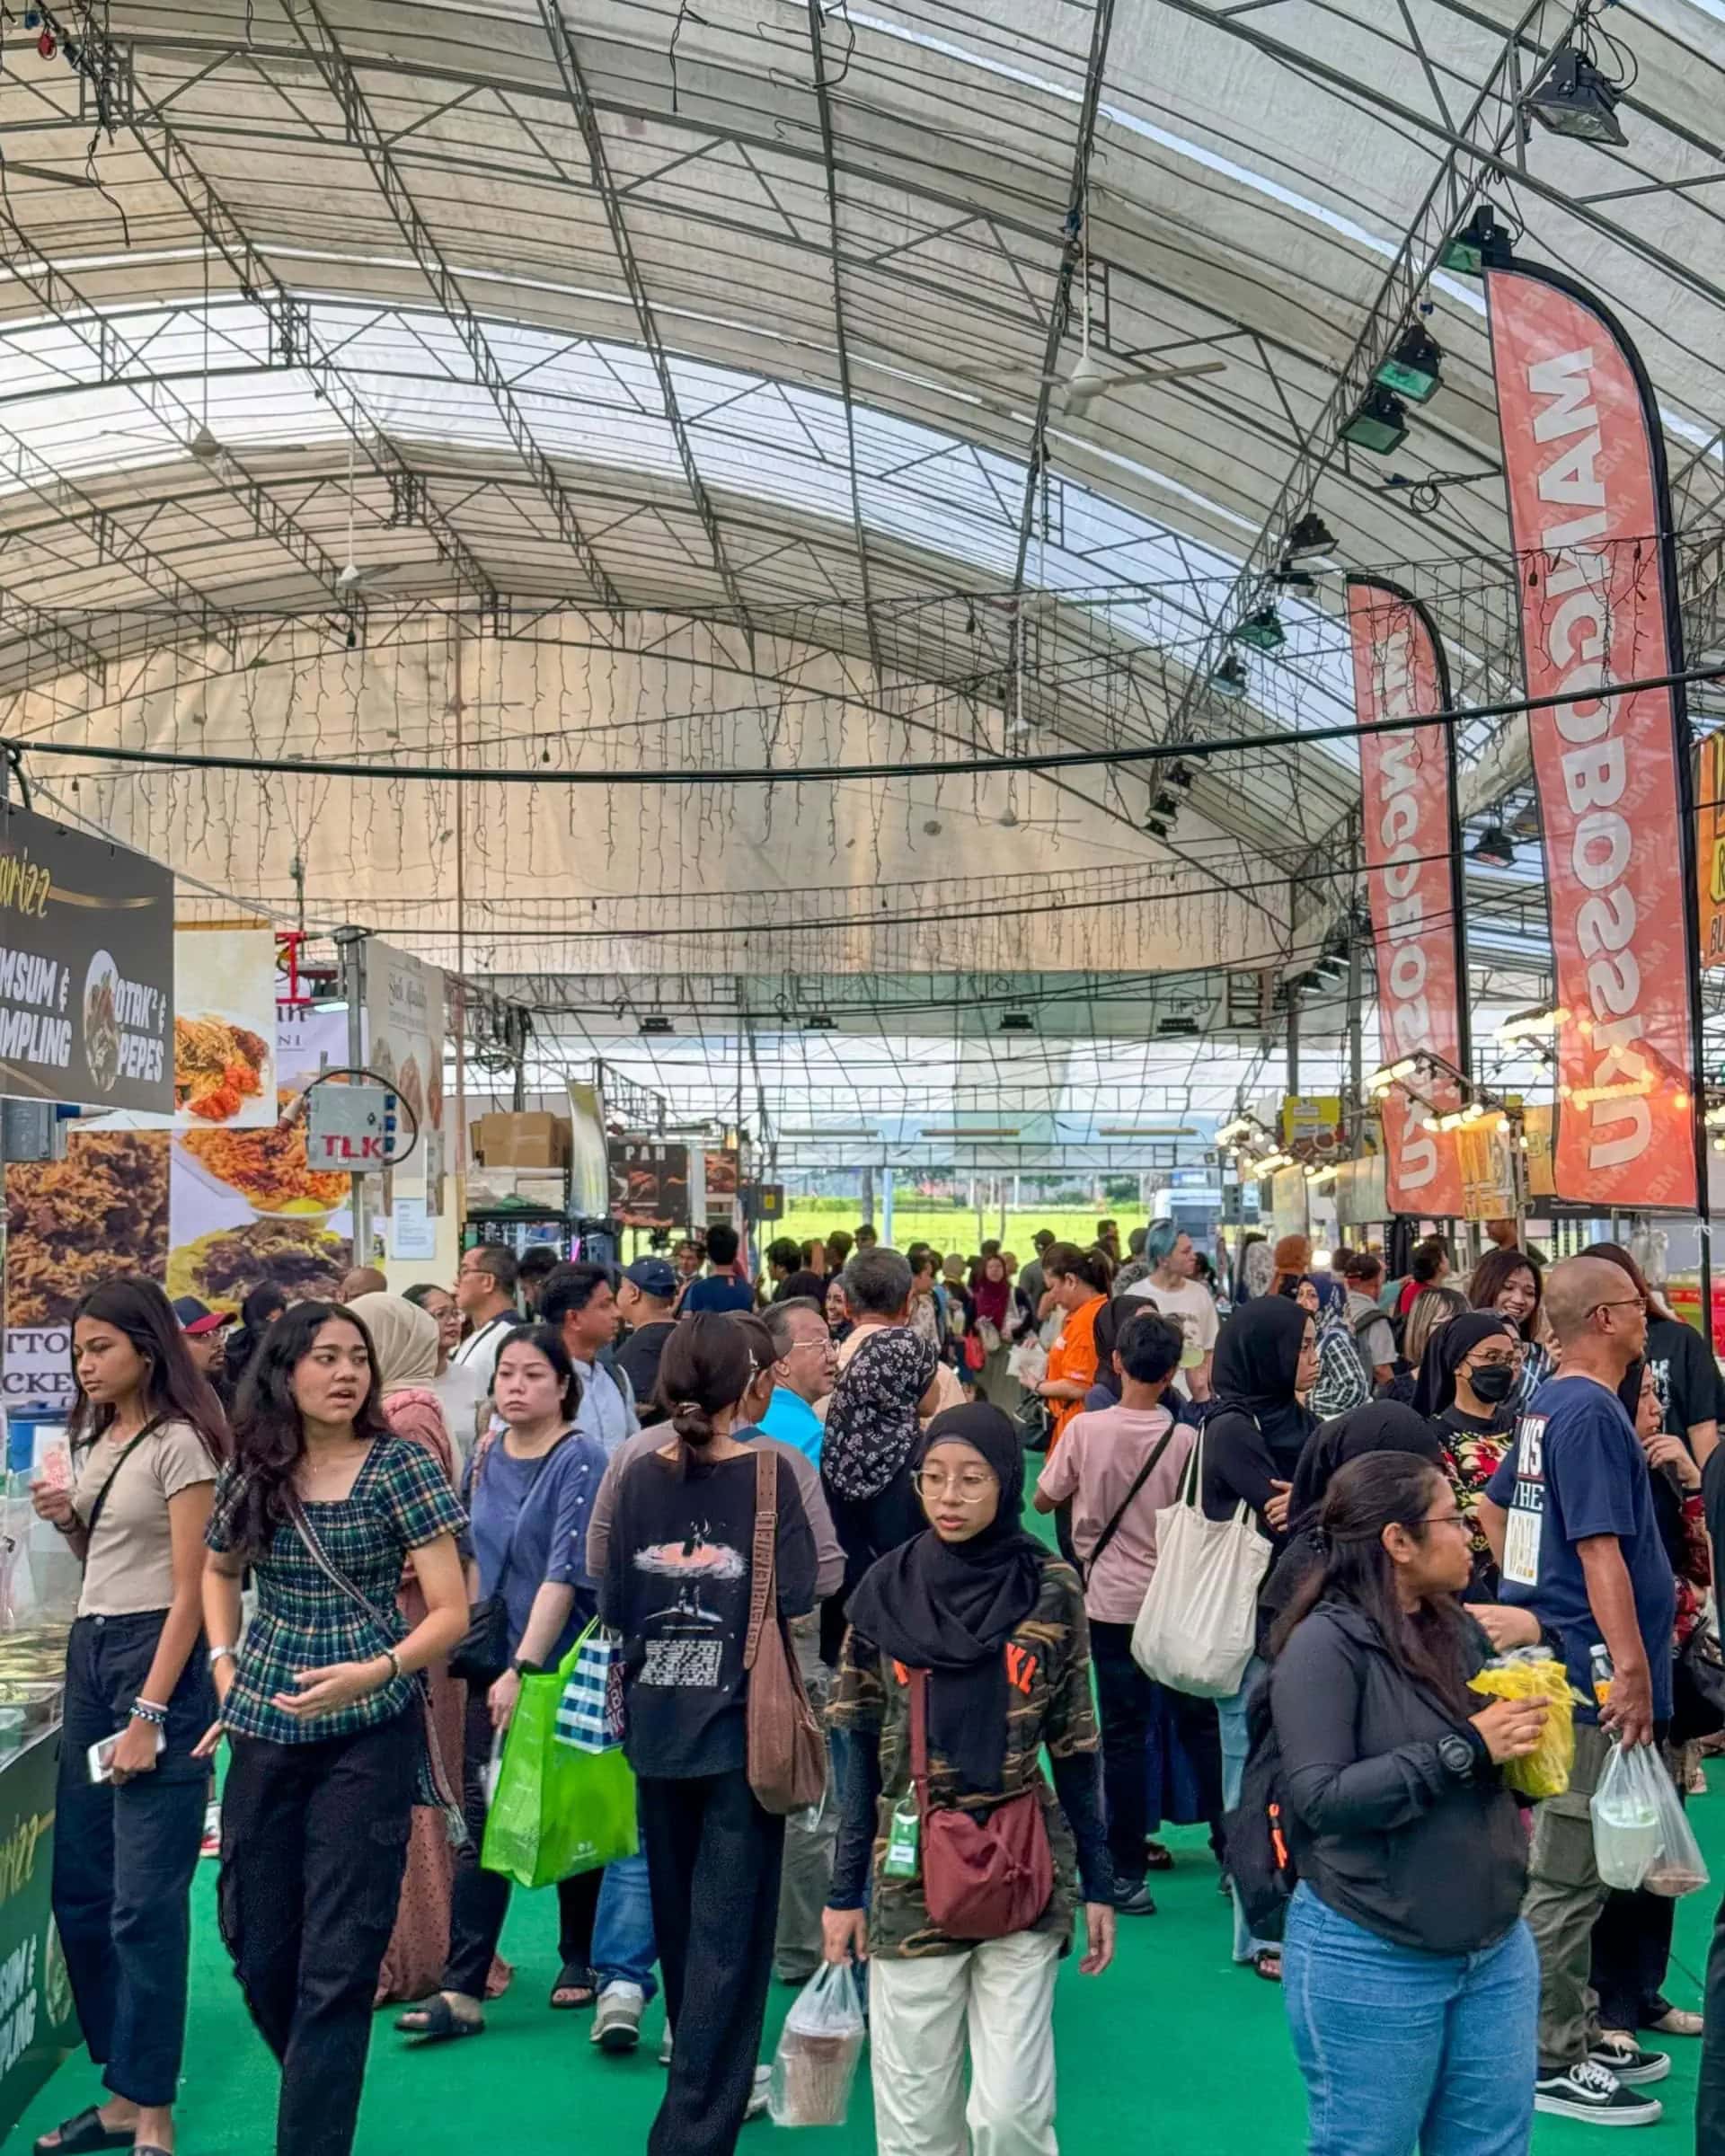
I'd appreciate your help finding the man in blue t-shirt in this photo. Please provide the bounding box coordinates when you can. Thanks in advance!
[1479,1255,1675,2126]
[677,1222,756,1314]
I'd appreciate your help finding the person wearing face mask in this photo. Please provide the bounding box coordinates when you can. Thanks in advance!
[1202,1296,1319,1981]
[1469,1245,1550,1408]
[1413,1312,1522,1595]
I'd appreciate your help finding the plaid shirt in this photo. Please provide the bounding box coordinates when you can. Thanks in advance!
[207,1433,466,1745]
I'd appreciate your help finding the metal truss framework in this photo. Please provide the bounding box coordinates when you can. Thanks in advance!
[0,0,1717,910]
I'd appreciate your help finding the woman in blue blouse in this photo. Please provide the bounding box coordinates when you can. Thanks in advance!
[199,1302,467,2156]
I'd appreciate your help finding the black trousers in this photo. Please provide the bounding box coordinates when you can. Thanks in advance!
[1091,1619,1225,1881]
[441,1686,604,1996]
[639,1766,785,2156]
[219,1711,417,2156]
[52,1612,212,2107]
[1590,1886,1676,2030]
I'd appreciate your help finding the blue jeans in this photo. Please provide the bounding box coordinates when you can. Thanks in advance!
[593,1842,659,2003]
[1283,1885,1537,2156]
[1216,1657,1274,1962]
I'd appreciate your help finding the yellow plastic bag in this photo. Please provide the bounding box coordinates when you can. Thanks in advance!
[1468,1648,1579,1799]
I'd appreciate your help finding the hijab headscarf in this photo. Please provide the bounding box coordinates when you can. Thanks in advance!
[973,1265,1012,1329]
[1212,1294,1313,1473]
[1288,1401,1446,1527]
[1213,1295,1307,1417]
[845,1403,1046,1794]
[1411,1311,1514,1421]
[348,1292,439,1393]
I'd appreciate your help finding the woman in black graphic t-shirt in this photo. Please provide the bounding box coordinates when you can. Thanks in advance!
[601,1313,818,2156]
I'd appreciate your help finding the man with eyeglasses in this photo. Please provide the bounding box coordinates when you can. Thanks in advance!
[1477,1255,1674,2127]
[449,1242,522,1400]
[757,1298,836,1464]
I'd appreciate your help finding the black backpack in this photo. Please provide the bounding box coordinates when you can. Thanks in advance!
[1221,1669,1297,1942]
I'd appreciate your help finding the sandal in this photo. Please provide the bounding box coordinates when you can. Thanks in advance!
[549,1961,597,2010]
[34,2110,136,2155]
[395,1995,485,2043]
[1252,1949,1283,1984]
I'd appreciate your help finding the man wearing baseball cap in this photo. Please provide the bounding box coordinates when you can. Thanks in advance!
[172,1294,232,1386]
[614,1256,679,1426]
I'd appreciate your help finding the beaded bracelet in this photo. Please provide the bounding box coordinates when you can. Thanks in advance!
[129,1699,169,1727]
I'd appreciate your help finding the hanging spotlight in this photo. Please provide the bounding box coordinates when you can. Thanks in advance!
[997,1010,1035,1034]
[1373,325,1444,405]
[1230,606,1286,654]
[1282,511,1335,563]
[1524,42,1626,147]
[1468,825,1517,870]
[639,1014,675,1037]
[1271,557,1318,594]
[1211,654,1250,698]
[1167,759,1197,792]
[1340,386,1410,456]
[803,1012,836,1029]
[1143,815,1172,842]
[1440,204,1512,275]
[1314,953,1346,985]
[1508,799,1543,841]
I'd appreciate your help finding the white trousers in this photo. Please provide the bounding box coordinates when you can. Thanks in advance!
[868,1930,1061,2156]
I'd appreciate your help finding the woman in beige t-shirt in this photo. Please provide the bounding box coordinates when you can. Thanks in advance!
[31,1277,227,2156]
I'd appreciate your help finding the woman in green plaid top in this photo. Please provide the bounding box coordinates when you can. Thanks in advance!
[199,1301,467,2156]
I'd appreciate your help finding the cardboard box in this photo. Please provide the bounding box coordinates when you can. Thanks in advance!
[470,1111,570,1168]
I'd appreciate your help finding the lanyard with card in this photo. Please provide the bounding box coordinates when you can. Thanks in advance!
[882,1795,920,1878]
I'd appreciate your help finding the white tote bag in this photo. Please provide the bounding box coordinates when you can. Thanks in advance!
[1130,1426,1272,1698]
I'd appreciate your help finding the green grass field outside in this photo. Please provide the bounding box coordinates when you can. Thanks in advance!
[775,1203,1119,1264]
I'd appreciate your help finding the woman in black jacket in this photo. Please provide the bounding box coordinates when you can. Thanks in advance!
[1205,1294,1317,1979]
[1270,1452,1546,2155]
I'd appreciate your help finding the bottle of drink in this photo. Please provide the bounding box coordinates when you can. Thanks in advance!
[1590,1643,1614,1709]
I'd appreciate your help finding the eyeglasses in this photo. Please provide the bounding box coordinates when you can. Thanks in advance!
[1424,1511,1467,1530]
[1591,1296,1645,1318]
[913,1469,999,1502]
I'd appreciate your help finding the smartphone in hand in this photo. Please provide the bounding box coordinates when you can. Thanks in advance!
[87,1727,165,1783]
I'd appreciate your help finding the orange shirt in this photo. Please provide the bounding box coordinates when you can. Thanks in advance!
[1045,1293,1105,1446]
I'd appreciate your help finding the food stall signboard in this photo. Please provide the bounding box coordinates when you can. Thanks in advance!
[0,1730,82,2135]
[0,806,172,1115]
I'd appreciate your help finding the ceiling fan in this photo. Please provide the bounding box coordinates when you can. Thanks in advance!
[940,216,1225,418]
[334,416,395,595]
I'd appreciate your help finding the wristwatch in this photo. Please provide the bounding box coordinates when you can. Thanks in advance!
[1437,1733,1475,1782]
[510,1657,544,1676]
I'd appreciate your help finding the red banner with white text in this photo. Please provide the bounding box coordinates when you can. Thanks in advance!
[1349,579,1465,1217]
[1485,262,1698,1209]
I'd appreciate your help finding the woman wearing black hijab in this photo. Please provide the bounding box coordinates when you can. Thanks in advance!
[1260,1401,1448,1630]
[1412,1311,1519,1591]
[824,1405,1114,2156]
[1199,1296,1318,1981]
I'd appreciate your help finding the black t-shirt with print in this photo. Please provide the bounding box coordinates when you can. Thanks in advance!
[600,1445,818,1779]
[1644,1316,1723,1453]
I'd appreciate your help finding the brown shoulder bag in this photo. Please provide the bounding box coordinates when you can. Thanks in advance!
[743,1444,827,1815]
[909,1666,1054,1940]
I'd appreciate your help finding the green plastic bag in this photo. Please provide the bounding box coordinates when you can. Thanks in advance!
[482,1621,638,1888]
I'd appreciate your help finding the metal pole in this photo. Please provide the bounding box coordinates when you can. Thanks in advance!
[1287,984,1302,1096]
[861,1162,874,1231]
[1676,676,1714,1348]
[1347,920,1364,1152]
[335,925,369,1266]
[882,1160,895,1247]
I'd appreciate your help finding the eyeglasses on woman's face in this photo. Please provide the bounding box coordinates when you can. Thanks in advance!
[913,1466,999,1503]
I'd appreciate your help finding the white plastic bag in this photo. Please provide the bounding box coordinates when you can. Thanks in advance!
[1131,1429,1271,1698]
[1007,1337,1048,1390]
[1590,1741,1710,1896]
[768,1962,866,2127]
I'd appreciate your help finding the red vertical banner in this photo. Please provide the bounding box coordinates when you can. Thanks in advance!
[1349,578,1466,1217]
[1485,262,1698,1210]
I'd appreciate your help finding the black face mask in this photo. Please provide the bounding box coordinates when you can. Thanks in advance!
[1467,1362,1517,1405]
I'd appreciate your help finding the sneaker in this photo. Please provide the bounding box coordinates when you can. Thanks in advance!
[659,2028,673,2067]
[745,2064,772,2122]
[1590,2036,1671,2085]
[1111,1882,1157,1915]
[591,1982,644,2054]
[1535,2061,1664,2125]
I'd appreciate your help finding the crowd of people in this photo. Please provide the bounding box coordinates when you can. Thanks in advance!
[24,1212,1725,2156]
